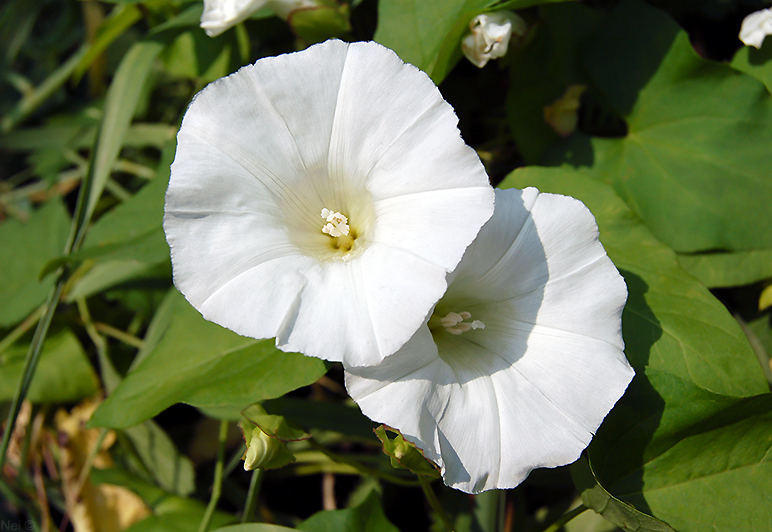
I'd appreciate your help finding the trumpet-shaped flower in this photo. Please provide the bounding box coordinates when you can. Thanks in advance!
[461,11,527,68]
[739,8,772,48]
[200,0,316,37]
[345,188,634,493]
[164,40,494,367]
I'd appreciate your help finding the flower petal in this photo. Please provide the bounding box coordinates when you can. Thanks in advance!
[740,8,772,48]
[165,40,495,365]
[345,187,634,492]
[201,0,268,37]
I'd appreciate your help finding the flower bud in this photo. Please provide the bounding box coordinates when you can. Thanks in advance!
[243,426,282,471]
[461,11,527,68]
[739,8,772,49]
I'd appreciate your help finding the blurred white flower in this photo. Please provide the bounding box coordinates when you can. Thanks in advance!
[200,0,316,37]
[461,11,527,68]
[345,187,634,493]
[164,40,494,367]
[739,8,772,48]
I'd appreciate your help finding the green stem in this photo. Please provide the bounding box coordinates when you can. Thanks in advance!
[241,469,263,523]
[0,274,65,472]
[306,438,419,487]
[0,305,43,356]
[1,44,89,133]
[198,420,229,532]
[541,505,588,532]
[418,475,455,532]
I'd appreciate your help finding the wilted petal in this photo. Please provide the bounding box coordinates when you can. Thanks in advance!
[740,8,772,48]
[201,0,317,37]
[165,40,494,366]
[461,11,527,68]
[346,187,634,492]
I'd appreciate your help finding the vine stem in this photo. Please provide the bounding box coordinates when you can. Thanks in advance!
[241,469,263,523]
[198,420,229,532]
[0,275,65,472]
[306,438,419,487]
[418,475,455,532]
[541,504,588,532]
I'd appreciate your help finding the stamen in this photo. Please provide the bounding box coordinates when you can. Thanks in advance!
[440,311,485,335]
[321,208,350,237]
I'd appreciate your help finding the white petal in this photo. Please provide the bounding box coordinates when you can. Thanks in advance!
[201,0,268,37]
[345,187,634,493]
[345,327,452,462]
[740,8,772,48]
[166,40,495,365]
[277,244,451,366]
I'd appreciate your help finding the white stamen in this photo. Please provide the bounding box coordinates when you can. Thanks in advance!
[321,208,350,237]
[440,311,485,335]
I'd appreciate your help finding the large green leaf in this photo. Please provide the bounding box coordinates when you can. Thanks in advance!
[91,290,327,428]
[0,199,70,327]
[552,0,772,253]
[501,166,771,532]
[730,37,772,94]
[0,330,99,403]
[676,249,772,288]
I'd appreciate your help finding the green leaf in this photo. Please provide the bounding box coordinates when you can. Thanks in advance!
[212,525,294,532]
[374,0,493,83]
[70,141,174,268]
[376,0,569,83]
[74,37,167,247]
[730,37,772,94]
[160,29,239,83]
[289,3,352,45]
[242,404,309,441]
[676,249,772,288]
[91,290,327,428]
[0,330,99,403]
[73,3,143,83]
[506,2,606,163]
[571,456,675,532]
[0,199,70,327]
[501,166,772,532]
[64,260,170,303]
[122,420,196,496]
[263,397,377,442]
[297,492,399,532]
[555,0,772,253]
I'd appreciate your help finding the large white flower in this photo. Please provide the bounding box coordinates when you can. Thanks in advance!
[163,40,494,367]
[200,0,316,37]
[345,187,634,493]
[739,8,772,48]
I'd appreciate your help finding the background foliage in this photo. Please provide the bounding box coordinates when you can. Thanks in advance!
[1,0,770,530]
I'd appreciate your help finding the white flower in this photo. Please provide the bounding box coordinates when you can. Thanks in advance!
[163,40,494,367]
[461,11,527,68]
[200,0,316,37]
[739,8,772,48]
[345,187,634,493]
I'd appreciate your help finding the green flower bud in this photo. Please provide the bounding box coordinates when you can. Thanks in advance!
[244,427,281,471]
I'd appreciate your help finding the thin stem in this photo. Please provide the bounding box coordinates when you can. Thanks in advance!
[0,305,43,356]
[72,428,110,503]
[418,475,455,532]
[241,469,263,523]
[93,322,144,349]
[541,505,588,532]
[198,420,229,532]
[0,275,65,472]
[306,438,419,487]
